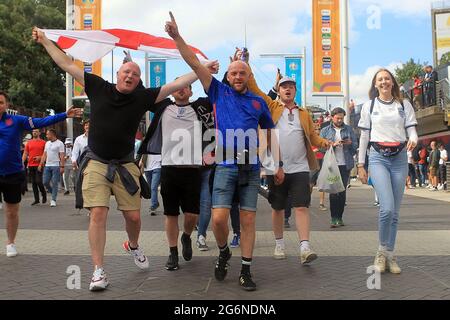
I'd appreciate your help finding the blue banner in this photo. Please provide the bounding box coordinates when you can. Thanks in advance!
[149,60,166,88]
[285,58,302,106]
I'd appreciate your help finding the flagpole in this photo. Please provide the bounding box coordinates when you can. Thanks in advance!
[66,0,74,139]
[342,0,350,124]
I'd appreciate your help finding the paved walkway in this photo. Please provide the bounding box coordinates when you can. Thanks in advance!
[0,181,449,300]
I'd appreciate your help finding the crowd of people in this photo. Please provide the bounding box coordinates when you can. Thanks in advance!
[0,13,447,293]
[402,65,439,111]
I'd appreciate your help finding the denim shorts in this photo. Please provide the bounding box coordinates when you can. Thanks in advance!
[212,165,260,212]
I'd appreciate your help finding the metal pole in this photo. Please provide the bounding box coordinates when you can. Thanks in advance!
[66,0,74,139]
[302,47,307,108]
[145,53,150,130]
[342,0,350,124]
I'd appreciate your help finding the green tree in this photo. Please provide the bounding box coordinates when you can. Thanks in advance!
[0,0,66,113]
[439,52,450,67]
[394,58,427,85]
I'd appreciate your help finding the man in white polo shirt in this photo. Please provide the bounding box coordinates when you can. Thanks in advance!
[39,129,65,207]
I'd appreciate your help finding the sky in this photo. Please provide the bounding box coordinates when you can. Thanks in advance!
[98,0,438,110]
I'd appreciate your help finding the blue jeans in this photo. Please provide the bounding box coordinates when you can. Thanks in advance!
[212,166,260,212]
[43,166,61,201]
[198,168,212,237]
[418,164,428,186]
[369,148,408,251]
[145,169,161,209]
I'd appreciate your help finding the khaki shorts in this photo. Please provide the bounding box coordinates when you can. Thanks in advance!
[82,160,141,211]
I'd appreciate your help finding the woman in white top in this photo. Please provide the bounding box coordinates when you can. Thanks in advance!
[357,69,418,274]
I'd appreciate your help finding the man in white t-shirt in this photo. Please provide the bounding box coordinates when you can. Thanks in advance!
[63,138,74,195]
[438,143,448,190]
[71,119,89,191]
[39,129,65,207]
[142,154,162,215]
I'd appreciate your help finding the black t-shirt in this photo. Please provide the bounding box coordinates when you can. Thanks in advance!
[84,73,161,160]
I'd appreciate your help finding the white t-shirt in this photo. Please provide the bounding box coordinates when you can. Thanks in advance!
[440,149,448,165]
[358,98,417,142]
[44,140,65,167]
[145,154,162,171]
[276,108,309,174]
[161,104,202,166]
[64,146,73,167]
[334,127,346,166]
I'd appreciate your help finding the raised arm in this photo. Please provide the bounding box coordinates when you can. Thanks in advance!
[32,27,85,86]
[165,12,213,92]
[155,59,218,103]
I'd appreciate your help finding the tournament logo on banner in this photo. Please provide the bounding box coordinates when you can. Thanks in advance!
[149,60,166,88]
[312,0,342,95]
[285,57,303,106]
[73,0,102,97]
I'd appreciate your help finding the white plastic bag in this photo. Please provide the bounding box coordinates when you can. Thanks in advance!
[316,147,345,194]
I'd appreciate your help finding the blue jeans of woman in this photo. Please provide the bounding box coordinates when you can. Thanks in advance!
[369,148,408,251]
[418,164,428,186]
[144,168,161,209]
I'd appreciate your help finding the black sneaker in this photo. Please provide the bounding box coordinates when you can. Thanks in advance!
[181,234,192,261]
[239,272,256,291]
[31,200,39,206]
[165,253,179,271]
[42,194,47,204]
[214,250,232,281]
[64,191,70,195]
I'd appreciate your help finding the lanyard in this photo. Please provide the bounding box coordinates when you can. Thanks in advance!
[285,105,297,122]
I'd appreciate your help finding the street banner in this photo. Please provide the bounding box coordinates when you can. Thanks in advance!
[285,57,303,106]
[312,0,342,95]
[73,0,102,97]
[149,60,166,88]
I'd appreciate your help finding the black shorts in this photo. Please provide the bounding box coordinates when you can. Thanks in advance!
[161,167,201,216]
[0,172,26,204]
[267,172,311,210]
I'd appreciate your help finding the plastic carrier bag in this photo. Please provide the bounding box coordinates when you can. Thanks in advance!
[316,147,345,194]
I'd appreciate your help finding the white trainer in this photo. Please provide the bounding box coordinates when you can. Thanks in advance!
[196,235,209,251]
[50,200,57,207]
[6,244,18,257]
[273,245,286,260]
[123,241,149,269]
[89,267,109,291]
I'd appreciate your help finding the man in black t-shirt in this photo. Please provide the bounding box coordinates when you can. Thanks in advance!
[33,27,218,291]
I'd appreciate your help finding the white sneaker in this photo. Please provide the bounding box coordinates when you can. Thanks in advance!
[50,200,57,207]
[6,244,18,257]
[438,184,445,191]
[273,245,286,260]
[123,241,149,269]
[196,235,209,251]
[89,267,109,291]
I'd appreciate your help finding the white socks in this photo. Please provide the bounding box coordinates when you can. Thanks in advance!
[300,240,310,251]
[275,238,285,249]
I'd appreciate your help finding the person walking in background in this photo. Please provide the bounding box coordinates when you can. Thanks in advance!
[39,129,65,207]
[22,129,47,205]
[320,107,358,227]
[438,143,448,190]
[63,138,74,195]
[428,141,440,191]
[357,68,418,274]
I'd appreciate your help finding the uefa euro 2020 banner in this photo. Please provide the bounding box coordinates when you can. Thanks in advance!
[73,0,102,97]
[285,57,303,106]
[312,0,342,95]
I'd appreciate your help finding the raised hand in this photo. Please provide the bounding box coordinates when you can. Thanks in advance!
[275,68,282,89]
[165,11,180,39]
[204,60,220,74]
[32,27,48,44]
[66,106,84,118]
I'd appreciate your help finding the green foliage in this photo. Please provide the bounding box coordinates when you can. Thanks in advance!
[439,52,450,67]
[0,0,66,113]
[394,58,427,84]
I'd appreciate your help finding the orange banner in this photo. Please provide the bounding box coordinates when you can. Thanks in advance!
[312,0,342,94]
[73,0,102,97]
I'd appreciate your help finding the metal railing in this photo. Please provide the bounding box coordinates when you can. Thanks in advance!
[6,109,18,115]
[436,78,450,111]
